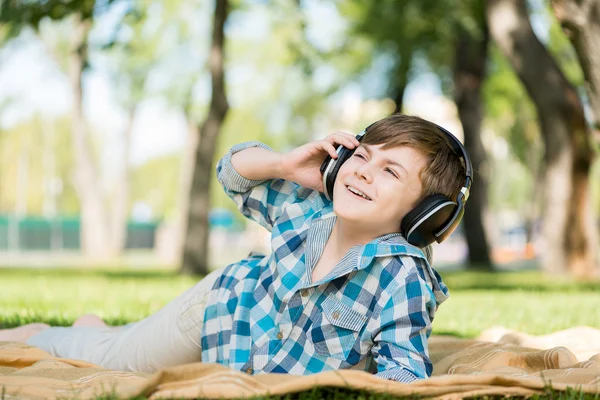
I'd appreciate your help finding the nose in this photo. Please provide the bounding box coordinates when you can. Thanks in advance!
[354,162,374,183]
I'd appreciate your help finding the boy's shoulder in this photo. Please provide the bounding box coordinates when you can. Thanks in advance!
[374,236,449,305]
[374,234,431,262]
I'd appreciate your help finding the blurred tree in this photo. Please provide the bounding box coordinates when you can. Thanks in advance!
[130,154,180,219]
[181,0,230,275]
[141,0,211,266]
[1,0,117,259]
[340,0,453,112]
[487,0,599,277]
[0,116,79,217]
[482,5,586,248]
[551,0,600,135]
[0,0,96,32]
[102,4,163,254]
[483,47,544,245]
[453,1,493,269]
[67,10,113,259]
[339,0,494,267]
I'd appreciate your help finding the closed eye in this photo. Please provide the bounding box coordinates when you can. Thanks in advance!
[385,167,399,178]
[354,153,399,179]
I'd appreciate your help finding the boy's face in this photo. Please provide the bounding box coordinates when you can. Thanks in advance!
[332,143,426,236]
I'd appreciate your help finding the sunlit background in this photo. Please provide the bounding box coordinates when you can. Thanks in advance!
[0,0,599,278]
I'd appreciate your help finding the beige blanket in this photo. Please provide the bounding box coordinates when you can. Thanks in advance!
[1,327,599,399]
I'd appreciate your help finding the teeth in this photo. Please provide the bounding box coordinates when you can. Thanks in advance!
[347,186,371,200]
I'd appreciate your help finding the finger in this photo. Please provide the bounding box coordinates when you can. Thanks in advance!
[325,132,360,148]
[335,131,361,143]
[319,141,339,159]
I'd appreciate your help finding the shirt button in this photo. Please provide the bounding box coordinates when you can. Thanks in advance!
[246,367,253,374]
[331,310,340,320]
[300,289,309,297]
[276,331,284,340]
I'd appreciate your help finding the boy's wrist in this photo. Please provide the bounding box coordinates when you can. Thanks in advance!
[274,152,290,181]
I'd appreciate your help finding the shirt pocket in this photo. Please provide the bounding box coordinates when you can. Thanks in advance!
[310,294,368,360]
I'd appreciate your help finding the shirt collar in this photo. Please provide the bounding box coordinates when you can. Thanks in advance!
[309,203,428,267]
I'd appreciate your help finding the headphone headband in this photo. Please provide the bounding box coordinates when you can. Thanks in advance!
[434,124,472,189]
[429,124,471,242]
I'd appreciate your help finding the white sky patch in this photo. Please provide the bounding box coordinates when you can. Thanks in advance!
[0,35,70,127]
[129,99,187,166]
[304,0,348,52]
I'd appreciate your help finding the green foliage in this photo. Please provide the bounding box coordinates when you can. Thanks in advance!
[484,45,542,165]
[102,4,158,109]
[540,2,584,88]
[130,154,181,220]
[338,0,486,101]
[486,154,535,212]
[1,0,598,234]
[0,0,96,34]
[482,45,545,216]
[592,159,600,213]
[0,115,79,215]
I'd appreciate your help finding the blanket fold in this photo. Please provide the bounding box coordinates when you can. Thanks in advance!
[1,327,599,399]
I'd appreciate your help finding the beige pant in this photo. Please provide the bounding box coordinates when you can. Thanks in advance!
[27,267,223,373]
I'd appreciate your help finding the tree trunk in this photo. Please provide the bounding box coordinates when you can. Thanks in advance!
[453,12,494,270]
[68,13,111,259]
[391,48,413,113]
[523,151,544,245]
[110,105,136,255]
[180,0,230,275]
[173,119,199,265]
[552,0,600,134]
[487,0,598,277]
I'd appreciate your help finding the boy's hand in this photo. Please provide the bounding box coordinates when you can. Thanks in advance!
[280,132,361,193]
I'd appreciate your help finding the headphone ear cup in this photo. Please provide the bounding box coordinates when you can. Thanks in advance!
[321,132,364,200]
[401,194,457,247]
[324,146,355,199]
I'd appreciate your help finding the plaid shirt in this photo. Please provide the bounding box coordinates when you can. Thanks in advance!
[201,141,449,383]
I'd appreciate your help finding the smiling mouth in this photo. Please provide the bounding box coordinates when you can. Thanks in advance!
[346,185,372,201]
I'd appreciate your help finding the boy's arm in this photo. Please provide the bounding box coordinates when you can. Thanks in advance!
[371,257,437,383]
[216,141,308,231]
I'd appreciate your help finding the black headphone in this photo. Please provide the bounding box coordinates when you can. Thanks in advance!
[319,120,472,247]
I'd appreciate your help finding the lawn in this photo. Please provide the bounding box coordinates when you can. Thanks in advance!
[1,267,599,337]
[1,267,599,399]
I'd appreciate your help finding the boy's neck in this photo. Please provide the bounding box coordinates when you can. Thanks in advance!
[330,218,378,256]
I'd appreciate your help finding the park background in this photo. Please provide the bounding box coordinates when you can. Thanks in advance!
[1,0,600,350]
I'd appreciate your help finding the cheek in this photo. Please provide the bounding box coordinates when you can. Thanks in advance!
[337,159,355,176]
[381,184,412,217]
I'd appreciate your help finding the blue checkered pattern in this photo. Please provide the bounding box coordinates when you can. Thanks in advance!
[200,141,449,383]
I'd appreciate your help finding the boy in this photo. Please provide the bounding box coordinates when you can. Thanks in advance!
[1,113,466,383]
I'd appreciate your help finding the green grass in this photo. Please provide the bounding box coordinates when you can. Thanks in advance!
[1,267,599,337]
[0,267,198,328]
[1,267,599,399]
[90,386,600,400]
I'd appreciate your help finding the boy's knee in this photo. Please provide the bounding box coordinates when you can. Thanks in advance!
[72,314,108,327]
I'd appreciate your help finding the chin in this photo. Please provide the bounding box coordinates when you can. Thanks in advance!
[332,200,373,224]
[333,202,359,220]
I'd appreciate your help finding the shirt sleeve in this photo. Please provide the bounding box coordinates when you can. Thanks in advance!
[216,141,310,232]
[371,256,437,383]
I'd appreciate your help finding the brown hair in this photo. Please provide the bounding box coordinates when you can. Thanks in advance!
[361,113,466,202]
